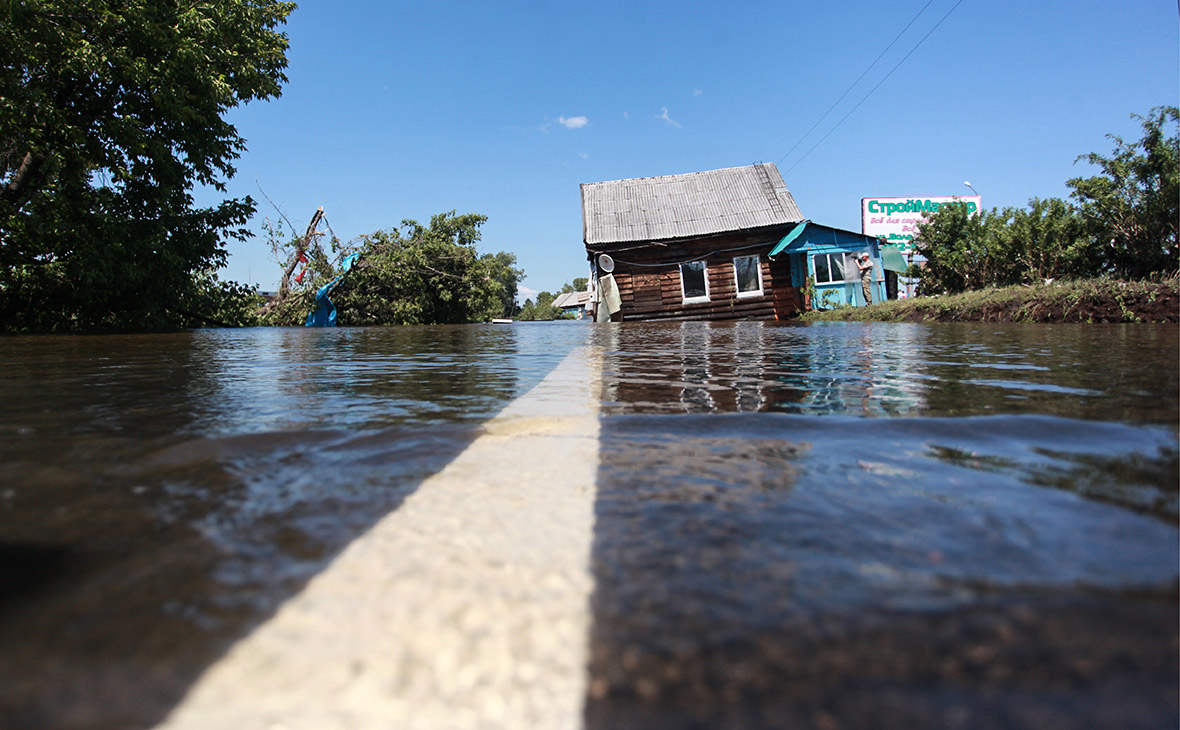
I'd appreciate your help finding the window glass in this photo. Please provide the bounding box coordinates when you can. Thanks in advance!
[813,254,845,284]
[680,261,708,301]
[829,254,844,281]
[813,254,832,284]
[734,255,762,295]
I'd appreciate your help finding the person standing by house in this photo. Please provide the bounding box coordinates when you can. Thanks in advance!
[856,253,874,305]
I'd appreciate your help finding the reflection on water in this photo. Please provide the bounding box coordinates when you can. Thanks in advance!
[0,323,586,729]
[1,318,1176,728]
[600,320,1179,422]
[3,325,575,441]
[588,320,1179,729]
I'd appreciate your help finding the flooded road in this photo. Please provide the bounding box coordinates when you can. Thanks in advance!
[0,321,1176,728]
[0,325,582,729]
[589,321,1177,729]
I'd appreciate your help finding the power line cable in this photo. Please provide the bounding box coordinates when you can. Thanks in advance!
[777,0,937,166]
[782,0,968,175]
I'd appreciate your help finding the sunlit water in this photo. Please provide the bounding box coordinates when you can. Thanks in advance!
[0,320,1175,728]
[0,323,584,728]
[588,321,1178,728]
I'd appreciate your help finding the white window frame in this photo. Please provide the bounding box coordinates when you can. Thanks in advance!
[812,253,845,285]
[733,254,763,298]
[679,261,710,304]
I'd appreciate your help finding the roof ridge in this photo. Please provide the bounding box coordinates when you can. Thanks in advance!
[581,164,804,245]
[581,163,769,188]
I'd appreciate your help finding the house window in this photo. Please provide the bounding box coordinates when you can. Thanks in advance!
[812,253,845,284]
[733,255,763,297]
[680,261,709,303]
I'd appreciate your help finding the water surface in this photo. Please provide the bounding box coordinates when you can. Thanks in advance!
[0,323,585,729]
[587,321,1178,729]
[0,320,1176,729]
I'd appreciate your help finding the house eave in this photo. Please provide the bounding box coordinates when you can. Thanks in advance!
[584,221,800,255]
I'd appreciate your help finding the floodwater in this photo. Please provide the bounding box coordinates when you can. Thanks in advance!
[0,324,581,729]
[1,321,1176,728]
[589,321,1178,729]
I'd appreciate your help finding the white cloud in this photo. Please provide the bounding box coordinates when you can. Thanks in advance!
[557,115,588,129]
[657,107,681,128]
[622,111,629,119]
[693,89,703,96]
[579,152,589,159]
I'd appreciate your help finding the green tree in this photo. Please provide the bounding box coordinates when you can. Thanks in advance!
[1068,106,1179,279]
[0,0,295,331]
[517,290,561,321]
[1005,198,1095,283]
[518,278,589,321]
[255,209,348,326]
[485,250,522,319]
[912,198,1094,295]
[326,211,521,326]
[176,268,265,327]
[910,201,1001,294]
[561,277,588,294]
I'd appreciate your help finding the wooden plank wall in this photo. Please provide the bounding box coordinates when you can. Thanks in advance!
[605,231,803,321]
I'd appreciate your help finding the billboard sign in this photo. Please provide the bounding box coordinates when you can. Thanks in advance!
[861,196,981,254]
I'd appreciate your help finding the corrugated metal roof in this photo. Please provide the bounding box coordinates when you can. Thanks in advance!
[552,290,591,308]
[580,164,804,245]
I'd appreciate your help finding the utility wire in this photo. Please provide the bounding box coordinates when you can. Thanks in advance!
[777,0,937,167]
[781,0,968,175]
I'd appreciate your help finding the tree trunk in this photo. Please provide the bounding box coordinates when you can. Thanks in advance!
[277,206,324,299]
[2,152,43,209]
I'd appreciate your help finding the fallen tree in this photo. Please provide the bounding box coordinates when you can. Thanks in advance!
[260,210,521,326]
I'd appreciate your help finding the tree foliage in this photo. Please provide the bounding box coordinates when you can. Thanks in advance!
[1067,106,1179,279]
[0,0,295,331]
[912,198,1094,295]
[253,209,343,325]
[516,290,560,321]
[913,107,1178,295]
[561,277,588,294]
[320,211,521,326]
[176,268,265,327]
[517,278,588,320]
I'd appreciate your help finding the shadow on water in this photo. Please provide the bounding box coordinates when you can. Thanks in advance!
[586,320,1179,730]
[0,324,583,730]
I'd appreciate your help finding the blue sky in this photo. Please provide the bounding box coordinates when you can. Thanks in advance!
[203,0,1179,299]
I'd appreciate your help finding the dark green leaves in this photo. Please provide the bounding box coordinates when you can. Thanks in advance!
[327,212,522,326]
[913,107,1178,295]
[1067,106,1179,280]
[0,0,295,331]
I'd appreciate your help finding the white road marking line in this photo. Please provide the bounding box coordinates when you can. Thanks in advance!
[157,346,601,730]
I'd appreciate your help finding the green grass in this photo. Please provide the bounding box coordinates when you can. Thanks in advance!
[799,278,1179,324]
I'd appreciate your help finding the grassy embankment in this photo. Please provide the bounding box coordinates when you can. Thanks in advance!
[801,278,1179,324]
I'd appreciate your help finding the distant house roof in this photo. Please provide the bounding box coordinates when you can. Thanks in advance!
[552,290,591,309]
[580,163,804,246]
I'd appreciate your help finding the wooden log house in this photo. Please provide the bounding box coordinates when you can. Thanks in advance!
[581,164,887,321]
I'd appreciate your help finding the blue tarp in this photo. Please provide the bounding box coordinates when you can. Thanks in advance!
[305,252,361,327]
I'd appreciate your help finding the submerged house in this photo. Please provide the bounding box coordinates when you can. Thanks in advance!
[551,289,591,319]
[581,163,890,321]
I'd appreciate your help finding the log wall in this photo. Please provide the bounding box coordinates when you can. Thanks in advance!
[600,231,803,322]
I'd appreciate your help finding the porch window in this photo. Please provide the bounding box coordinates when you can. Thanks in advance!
[733,255,763,297]
[812,253,845,284]
[680,261,710,303]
